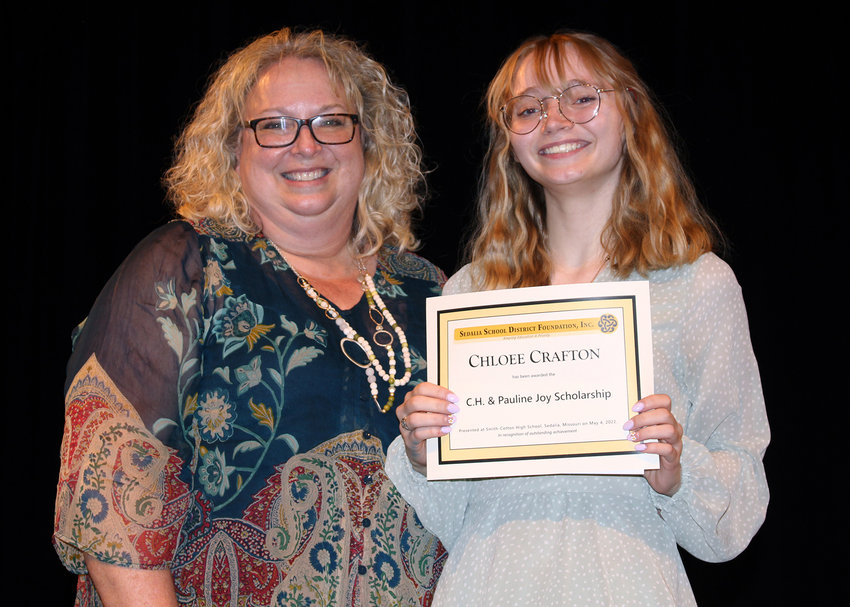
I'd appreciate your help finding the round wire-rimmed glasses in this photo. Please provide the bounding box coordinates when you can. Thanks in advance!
[500,83,615,135]
[244,113,360,148]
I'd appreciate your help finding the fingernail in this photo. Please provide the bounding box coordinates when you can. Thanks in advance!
[447,402,460,413]
[632,401,645,412]
[634,443,647,451]
[446,393,459,404]
[446,415,456,425]
[440,426,453,434]
[627,430,638,442]
[622,419,634,431]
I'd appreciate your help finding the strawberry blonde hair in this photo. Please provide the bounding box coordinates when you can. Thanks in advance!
[467,31,720,288]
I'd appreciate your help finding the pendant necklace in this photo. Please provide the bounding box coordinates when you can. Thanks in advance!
[269,240,412,413]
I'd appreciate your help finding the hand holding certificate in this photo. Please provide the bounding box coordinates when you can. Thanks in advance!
[425,281,659,480]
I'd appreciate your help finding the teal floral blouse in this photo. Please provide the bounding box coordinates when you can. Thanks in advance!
[54,219,447,606]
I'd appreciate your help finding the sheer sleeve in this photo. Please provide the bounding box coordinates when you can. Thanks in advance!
[385,437,474,552]
[649,254,770,562]
[54,221,203,572]
[383,264,478,552]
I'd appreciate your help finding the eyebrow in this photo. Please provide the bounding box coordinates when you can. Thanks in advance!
[252,103,350,117]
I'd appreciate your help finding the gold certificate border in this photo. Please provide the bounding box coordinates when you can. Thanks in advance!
[435,295,642,465]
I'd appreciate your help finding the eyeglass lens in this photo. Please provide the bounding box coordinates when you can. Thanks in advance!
[252,114,357,147]
[503,85,601,134]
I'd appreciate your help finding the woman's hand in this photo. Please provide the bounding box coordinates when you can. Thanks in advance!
[396,382,459,476]
[624,394,683,496]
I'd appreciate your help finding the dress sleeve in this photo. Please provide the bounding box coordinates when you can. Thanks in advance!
[383,263,478,551]
[54,221,203,572]
[384,436,473,552]
[650,255,770,562]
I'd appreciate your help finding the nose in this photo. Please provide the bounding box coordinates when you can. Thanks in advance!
[541,97,574,132]
[542,112,575,132]
[290,123,322,155]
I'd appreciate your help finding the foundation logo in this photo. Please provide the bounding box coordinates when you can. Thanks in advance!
[598,313,618,333]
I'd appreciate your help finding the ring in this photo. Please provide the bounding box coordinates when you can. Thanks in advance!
[401,416,411,432]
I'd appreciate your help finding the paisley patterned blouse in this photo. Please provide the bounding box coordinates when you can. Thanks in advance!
[54,219,447,606]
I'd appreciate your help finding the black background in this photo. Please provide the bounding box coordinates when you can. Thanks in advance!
[11,2,842,604]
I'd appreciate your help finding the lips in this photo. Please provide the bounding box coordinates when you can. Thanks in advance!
[281,168,330,182]
[539,141,588,156]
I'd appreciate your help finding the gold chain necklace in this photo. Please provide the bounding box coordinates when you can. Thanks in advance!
[269,241,412,413]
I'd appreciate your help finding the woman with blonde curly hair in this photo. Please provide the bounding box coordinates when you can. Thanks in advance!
[54,28,445,606]
[387,31,768,605]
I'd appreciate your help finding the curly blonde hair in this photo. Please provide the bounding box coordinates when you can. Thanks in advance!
[164,28,424,254]
[467,31,720,288]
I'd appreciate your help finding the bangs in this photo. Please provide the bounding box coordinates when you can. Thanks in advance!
[509,38,614,97]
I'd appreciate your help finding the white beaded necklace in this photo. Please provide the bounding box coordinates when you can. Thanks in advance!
[270,241,412,413]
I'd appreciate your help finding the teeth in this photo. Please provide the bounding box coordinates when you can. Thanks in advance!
[283,169,328,181]
[541,142,586,155]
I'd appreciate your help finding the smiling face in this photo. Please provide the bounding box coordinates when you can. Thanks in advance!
[236,57,365,239]
[507,51,625,202]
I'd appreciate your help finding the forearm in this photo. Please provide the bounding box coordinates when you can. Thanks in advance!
[650,436,768,562]
[85,555,179,607]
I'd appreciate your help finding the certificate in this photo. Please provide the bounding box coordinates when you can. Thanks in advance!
[425,281,658,480]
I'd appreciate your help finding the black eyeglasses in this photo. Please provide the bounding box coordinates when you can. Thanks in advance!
[500,83,615,135]
[244,113,359,148]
